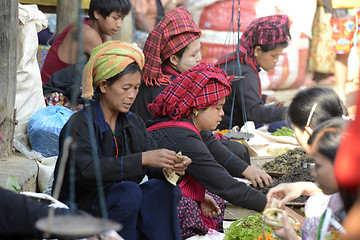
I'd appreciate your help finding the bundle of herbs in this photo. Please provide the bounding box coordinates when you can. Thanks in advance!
[224,214,275,240]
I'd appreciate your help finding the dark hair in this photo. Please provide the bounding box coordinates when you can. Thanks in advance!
[163,45,188,65]
[308,118,355,212]
[255,42,289,52]
[288,87,348,130]
[89,0,132,19]
[308,118,347,163]
[94,62,141,98]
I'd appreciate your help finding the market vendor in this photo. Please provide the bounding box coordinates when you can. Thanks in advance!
[217,15,291,132]
[52,41,191,240]
[147,62,273,239]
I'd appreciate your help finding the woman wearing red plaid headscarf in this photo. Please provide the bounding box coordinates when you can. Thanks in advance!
[147,62,272,239]
[217,15,291,133]
[131,6,202,122]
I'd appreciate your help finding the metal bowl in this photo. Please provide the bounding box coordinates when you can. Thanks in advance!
[36,215,122,239]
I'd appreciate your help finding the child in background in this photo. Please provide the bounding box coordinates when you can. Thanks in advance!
[41,0,132,85]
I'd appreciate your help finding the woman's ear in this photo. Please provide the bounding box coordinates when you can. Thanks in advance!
[98,80,108,94]
[254,46,262,57]
[169,55,180,67]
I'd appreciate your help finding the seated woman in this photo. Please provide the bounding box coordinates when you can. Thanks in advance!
[217,15,291,132]
[268,118,350,240]
[147,62,272,239]
[132,6,202,123]
[52,41,191,240]
[132,5,267,193]
[266,87,348,211]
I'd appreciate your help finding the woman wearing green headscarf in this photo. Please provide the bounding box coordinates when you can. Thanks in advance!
[53,41,191,240]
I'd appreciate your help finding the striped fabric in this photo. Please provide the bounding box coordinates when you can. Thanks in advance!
[142,7,201,86]
[148,62,232,120]
[81,41,145,99]
[178,175,206,202]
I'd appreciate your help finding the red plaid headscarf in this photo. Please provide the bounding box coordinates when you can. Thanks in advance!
[142,7,202,86]
[218,15,291,67]
[148,62,233,120]
[239,14,290,64]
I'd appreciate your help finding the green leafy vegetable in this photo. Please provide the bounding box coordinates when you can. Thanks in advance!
[224,214,274,240]
[270,127,294,137]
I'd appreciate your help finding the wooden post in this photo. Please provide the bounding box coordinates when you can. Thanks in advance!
[0,0,18,158]
[56,0,82,35]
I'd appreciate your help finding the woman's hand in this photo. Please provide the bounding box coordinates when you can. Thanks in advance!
[265,95,277,103]
[242,166,273,188]
[201,194,221,218]
[142,149,191,174]
[273,211,301,240]
[142,149,179,169]
[267,182,321,208]
[174,155,191,176]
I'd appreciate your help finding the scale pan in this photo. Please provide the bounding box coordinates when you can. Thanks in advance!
[36,215,122,239]
[223,131,254,140]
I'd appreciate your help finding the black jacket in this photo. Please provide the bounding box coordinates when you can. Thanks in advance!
[0,187,75,240]
[219,60,287,129]
[53,100,162,214]
[148,118,267,212]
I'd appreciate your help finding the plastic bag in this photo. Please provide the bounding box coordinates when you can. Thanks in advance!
[27,106,74,158]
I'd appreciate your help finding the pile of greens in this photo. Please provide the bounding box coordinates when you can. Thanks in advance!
[224,214,274,240]
[270,127,294,137]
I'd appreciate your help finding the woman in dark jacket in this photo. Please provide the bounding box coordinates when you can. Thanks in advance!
[147,63,271,239]
[218,15,291,132]
[53,41,191,240]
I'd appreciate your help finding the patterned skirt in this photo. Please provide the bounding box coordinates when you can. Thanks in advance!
[177,191,225,239]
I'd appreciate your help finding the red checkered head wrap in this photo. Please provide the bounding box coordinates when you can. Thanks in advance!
[148,62,233,120]
[239,14,291,64]
[142,7,202,86]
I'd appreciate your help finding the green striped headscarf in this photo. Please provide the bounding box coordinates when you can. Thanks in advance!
[82,40,145,99]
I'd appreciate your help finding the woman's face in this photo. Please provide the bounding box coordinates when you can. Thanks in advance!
[310,145,338,195]
[292,124,312,155]
[100,71,141,113]
[254,46,285,72]
[192,97,226,131]
[172,39,202,73]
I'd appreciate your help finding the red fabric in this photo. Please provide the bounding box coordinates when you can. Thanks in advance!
[147,121,201,136]
[335,92,360,190]
[179,175,206,202]
[237,14,290,65]
[41,20,93,85]
[142,7,201,86]
[213,132,227,140]
[148,62,233,120]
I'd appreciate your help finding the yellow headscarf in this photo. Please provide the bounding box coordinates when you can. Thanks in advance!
[82,41,145,99]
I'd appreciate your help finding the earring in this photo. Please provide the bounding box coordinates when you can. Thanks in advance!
[194,111,198,117]
[255,53,258,57]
